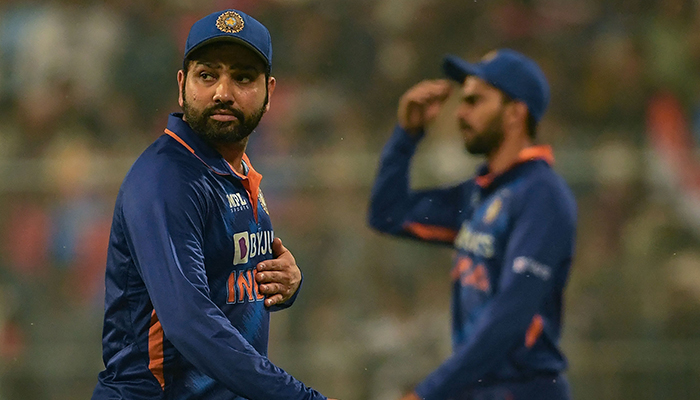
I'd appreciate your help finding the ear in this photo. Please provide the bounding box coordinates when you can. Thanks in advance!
[265,76,276,112]
[505,101,528,132]
[177,70,185,108]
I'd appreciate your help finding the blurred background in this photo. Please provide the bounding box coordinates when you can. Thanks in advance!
[1,0,700,399]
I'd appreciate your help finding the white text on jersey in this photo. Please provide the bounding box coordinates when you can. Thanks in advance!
[233,230,274,265]
[454,224,495,258]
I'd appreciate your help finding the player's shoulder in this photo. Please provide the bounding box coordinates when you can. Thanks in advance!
[518,161,577,214]
[131,134,205,175]
[523,161,573,195]
[121,134,210,197]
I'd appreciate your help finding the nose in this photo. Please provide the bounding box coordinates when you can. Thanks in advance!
[213,77,234,104]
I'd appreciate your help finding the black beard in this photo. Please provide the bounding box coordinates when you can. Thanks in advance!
[462,111,505,156]
[182,90,265,146]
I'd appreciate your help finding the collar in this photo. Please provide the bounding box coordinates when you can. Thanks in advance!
[475,145,554,188]
[165,113,233,176]
[164,113,264,221]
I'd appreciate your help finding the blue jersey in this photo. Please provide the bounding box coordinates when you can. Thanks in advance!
[93,113,325,400]
[368,126,577,400]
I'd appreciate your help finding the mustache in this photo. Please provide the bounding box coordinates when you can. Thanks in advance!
[204,105,246,122]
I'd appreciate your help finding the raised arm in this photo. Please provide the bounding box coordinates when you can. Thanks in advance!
[369,80,469,244]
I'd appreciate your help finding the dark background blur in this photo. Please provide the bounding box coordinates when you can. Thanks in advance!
[1,0,700,399]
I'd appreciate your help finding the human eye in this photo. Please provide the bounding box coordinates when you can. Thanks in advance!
[199,71,216,81]
[233,72,256,84]
[463,95,478,105]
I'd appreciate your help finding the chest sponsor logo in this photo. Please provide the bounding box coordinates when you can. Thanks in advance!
[227,193,249,212]
[233,230,274,265]
[454,225,495,258]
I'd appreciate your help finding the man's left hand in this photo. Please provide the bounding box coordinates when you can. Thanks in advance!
[255,238,301,307]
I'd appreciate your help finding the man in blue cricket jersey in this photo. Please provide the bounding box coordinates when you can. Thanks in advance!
[92,9,338,400]
[368,49,577,400]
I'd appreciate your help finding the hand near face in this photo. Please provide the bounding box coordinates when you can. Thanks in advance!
[397,79,452,135]
[255,238,301,307]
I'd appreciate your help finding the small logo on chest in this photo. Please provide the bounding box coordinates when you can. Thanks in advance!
[227,193,249,212]
[483,198,502,224]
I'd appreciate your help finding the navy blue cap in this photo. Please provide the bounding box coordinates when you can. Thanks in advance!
[442,49,550,122]
[184,9,272,70]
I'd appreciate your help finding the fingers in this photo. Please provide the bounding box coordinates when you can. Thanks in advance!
[255,267,300,293]
[258,238,294,271]
[398,79,452,132]
[256,259,285,272]
[254,237,302,307]
[256,274,292,307]
[257,282,286,296]
[405,79,452,103]
[263,294,284,307]
[270,237,286,258]
[255,270,287,284]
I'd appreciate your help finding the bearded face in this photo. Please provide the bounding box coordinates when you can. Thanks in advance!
[177,42,273,148]
[461,107,505,156]
[181,80,266,145]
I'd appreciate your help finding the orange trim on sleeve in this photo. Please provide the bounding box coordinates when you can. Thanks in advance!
[148,310,165,389]
[404,222,458,242]
[525,314,544,348]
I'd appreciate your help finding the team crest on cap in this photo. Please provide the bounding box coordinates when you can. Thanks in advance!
[483,197,502,224]
[216,11,244,33]
[481,50,499,62]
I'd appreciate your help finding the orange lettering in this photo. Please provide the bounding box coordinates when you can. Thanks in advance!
[461,264,490,292]
[451,256,473,281]
[237,270,255,302]
[227,272,236,303]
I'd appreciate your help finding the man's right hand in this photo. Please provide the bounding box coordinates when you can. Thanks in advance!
[397,79,452,135]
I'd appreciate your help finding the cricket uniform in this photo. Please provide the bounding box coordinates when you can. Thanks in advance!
[93,113,325,400]
[368,126,577,400]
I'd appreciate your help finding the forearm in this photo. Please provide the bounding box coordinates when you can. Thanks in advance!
[414,277,552,400]
[368,125,423,233]
[150,276,325,400]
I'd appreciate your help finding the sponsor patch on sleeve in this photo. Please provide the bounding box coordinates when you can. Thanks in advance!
[512,256,552,281]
